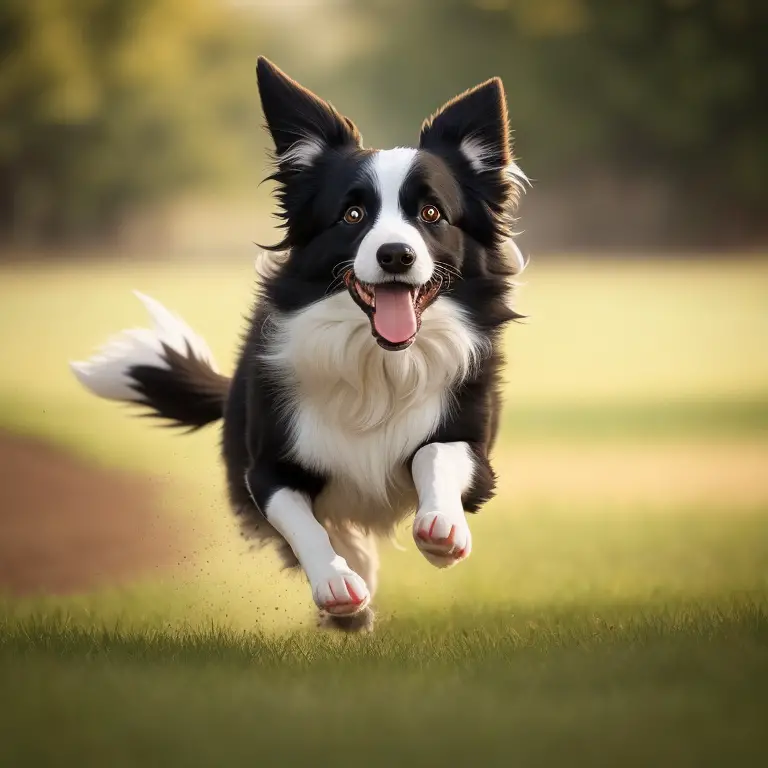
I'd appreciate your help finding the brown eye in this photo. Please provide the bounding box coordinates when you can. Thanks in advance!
[343,205,365,224]
[420,204,441,224]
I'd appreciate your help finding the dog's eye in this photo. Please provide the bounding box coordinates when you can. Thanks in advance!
[343,205,365,225]
[420,204,441,224]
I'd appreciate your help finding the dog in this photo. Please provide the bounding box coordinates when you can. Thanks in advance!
[71,57,528,632]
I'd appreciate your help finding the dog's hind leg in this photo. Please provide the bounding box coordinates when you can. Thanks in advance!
[319,525,378,632]
[328,525,379,597]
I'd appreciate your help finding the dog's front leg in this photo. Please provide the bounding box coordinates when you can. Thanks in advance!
[250,480,371,616]
[411,442,474,568]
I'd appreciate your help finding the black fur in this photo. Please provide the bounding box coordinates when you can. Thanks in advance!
[223,61,521,529]
[129,343,229,430]
[256,57,366,252]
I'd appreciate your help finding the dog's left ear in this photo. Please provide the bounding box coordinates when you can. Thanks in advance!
[419,78,510,174]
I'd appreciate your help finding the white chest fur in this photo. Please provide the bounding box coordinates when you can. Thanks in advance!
[263,292,486,523]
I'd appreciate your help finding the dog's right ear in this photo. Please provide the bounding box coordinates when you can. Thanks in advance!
[256,57,362,171]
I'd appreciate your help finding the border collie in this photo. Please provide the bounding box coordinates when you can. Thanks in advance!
[71,58,528,632]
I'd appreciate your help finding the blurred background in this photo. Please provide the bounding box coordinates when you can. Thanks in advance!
[2,0,766,254]
[0,0,766,629]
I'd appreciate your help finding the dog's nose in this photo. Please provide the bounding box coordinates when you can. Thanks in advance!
[376,243,416,274]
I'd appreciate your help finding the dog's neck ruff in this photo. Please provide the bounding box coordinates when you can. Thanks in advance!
[264,291,486,431]
[262,291,489,501]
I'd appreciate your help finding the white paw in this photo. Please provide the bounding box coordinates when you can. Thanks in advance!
[413,511,472,568]
[311,564,370,616]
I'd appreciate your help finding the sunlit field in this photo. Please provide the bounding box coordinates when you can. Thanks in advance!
[1,255,767,766]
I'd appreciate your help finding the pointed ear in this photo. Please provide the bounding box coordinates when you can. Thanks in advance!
[256,57,362,170]
[420,77,511,173]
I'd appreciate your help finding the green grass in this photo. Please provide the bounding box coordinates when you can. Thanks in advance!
[1,255,768,765]
[2,603,767,767]
[3,501,767,634]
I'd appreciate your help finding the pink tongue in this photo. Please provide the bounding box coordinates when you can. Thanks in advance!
[372,284,417,345]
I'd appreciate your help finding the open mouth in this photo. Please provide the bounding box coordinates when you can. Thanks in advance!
[344,270,441,351]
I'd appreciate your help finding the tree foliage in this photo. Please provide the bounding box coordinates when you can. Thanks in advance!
[335,0,767,247]
[0,0,256,245]
[2,0,765,249]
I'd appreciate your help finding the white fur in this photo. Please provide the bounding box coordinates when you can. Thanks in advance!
[459,136,530,190]
[458,137,529,276]
[327,524,380,597]
[459,136,494,173]
[412,442,474,515]
[502,237,527,275]
[412,442,474,567]
[506,161,530,191]
[265,488,370,614]
[354,148,433,285]
[263,291,488,513]
[70,292,218,402]
[280,137,324,169]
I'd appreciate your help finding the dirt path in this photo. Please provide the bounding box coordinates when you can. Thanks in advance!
[0,431,182,595]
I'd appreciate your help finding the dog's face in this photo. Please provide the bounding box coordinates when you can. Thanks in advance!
[257,57,526,350]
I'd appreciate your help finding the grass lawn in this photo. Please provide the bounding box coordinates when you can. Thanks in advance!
[2,603,767,767]
[0,254,767,766]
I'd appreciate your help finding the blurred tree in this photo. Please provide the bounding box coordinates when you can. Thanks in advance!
[3,0,765,250]
[333,0,768,248]
[0,0,258,247]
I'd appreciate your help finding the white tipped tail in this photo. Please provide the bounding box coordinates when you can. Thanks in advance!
[70,291,219,403]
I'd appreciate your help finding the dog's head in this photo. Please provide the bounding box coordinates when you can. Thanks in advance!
[256,57,527,351]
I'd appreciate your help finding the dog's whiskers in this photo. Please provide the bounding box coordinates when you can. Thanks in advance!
[431,264,458,291]
[436,262,461,279]
[326,261,355,296]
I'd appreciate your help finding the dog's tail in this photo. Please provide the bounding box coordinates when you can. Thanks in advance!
[70,292,229,430]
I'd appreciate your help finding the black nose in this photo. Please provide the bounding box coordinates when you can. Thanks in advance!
[376,243,416,274]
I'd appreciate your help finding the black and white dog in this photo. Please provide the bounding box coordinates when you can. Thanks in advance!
[71,58,528,631]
